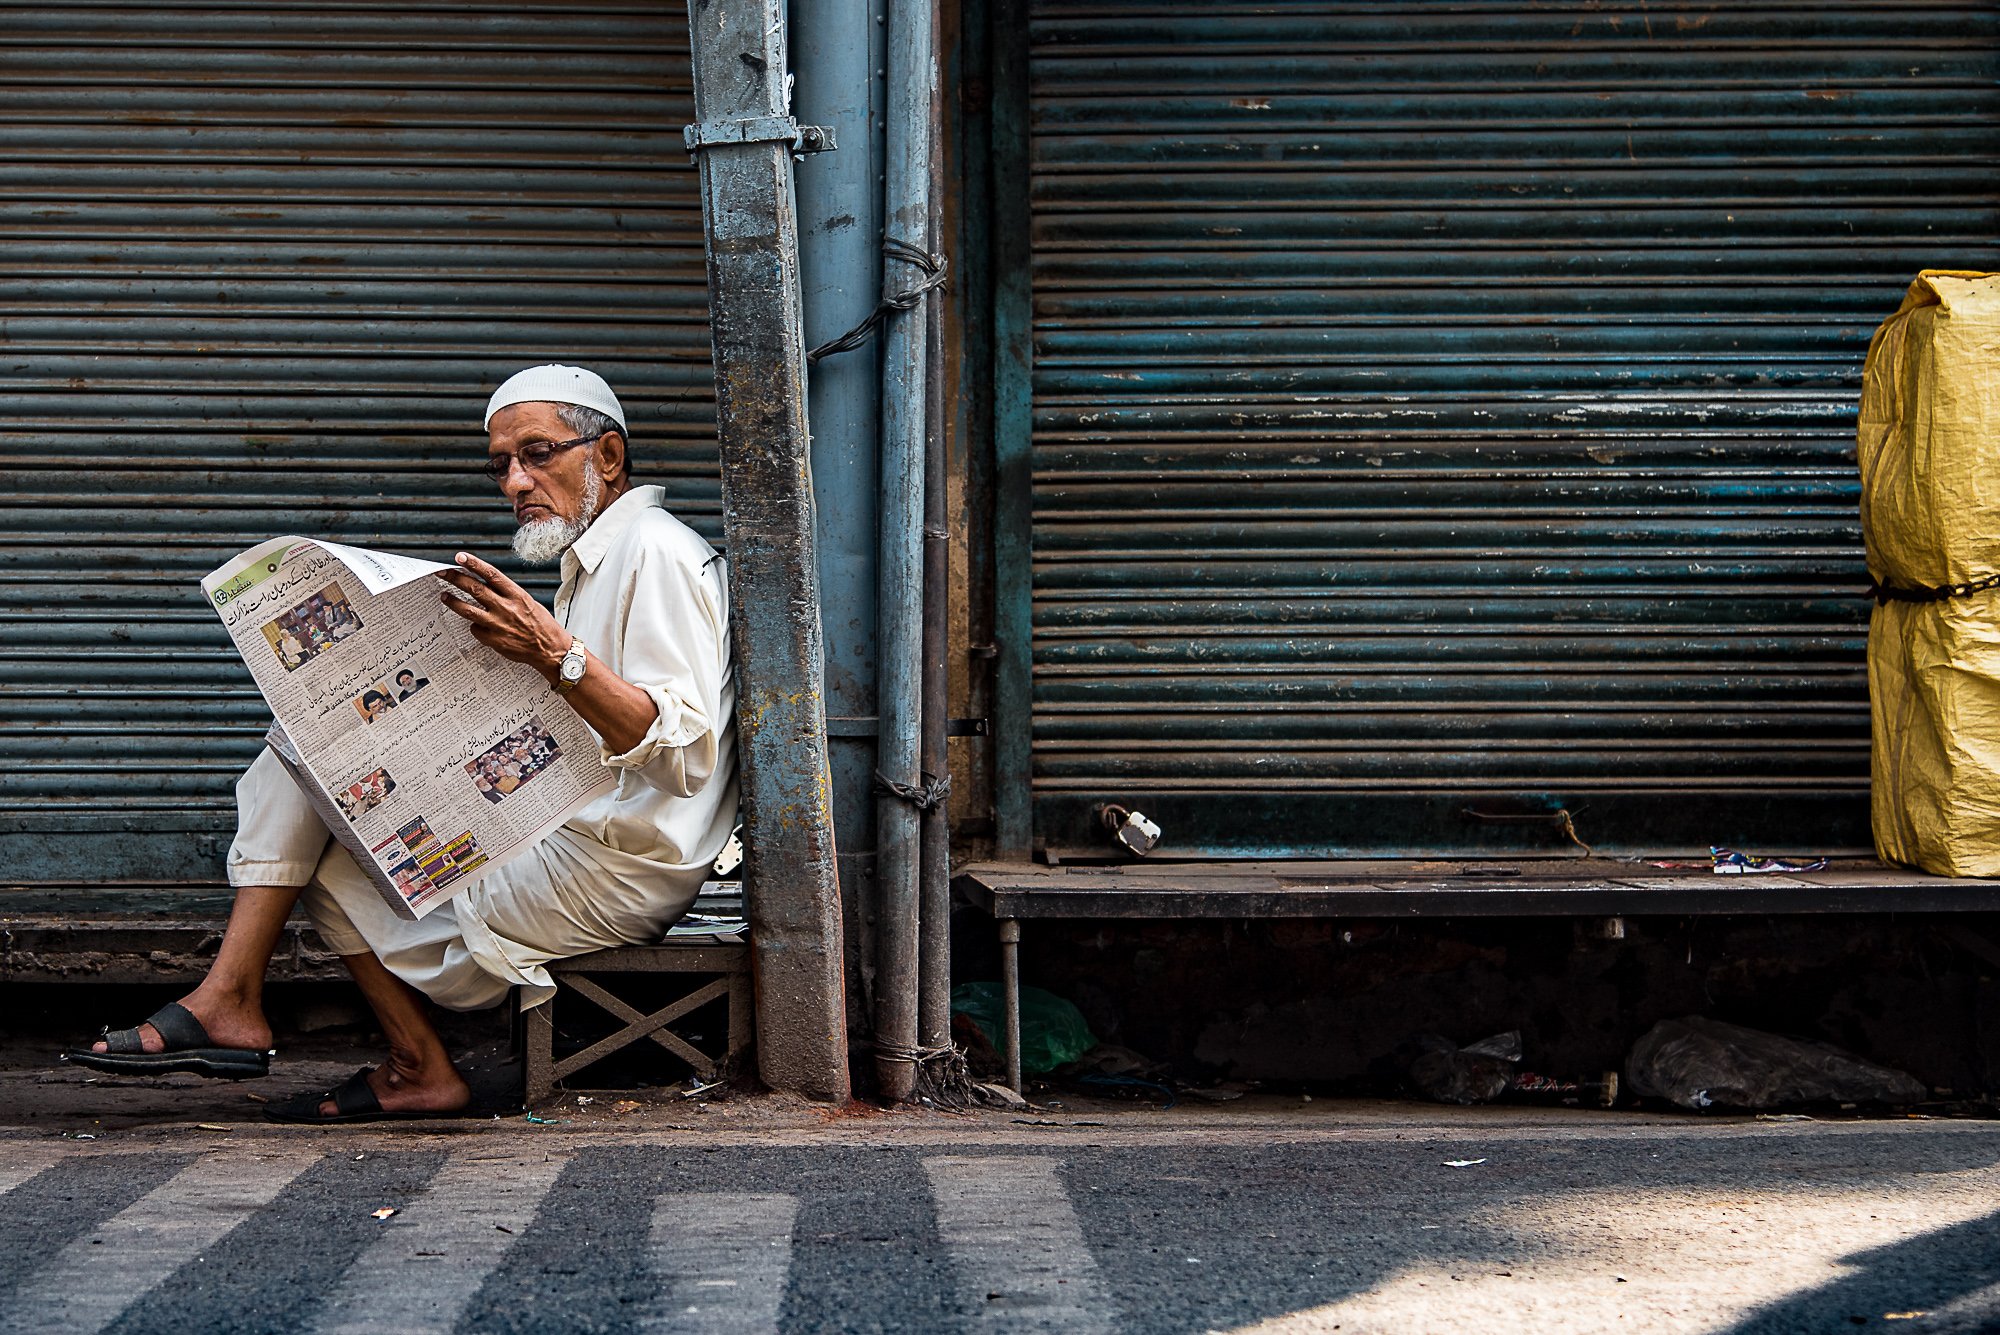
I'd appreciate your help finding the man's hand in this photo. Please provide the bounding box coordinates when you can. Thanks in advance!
[436,553,570,683]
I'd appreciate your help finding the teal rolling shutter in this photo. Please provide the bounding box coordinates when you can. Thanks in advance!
[1016,2,2000,856]
[0,3,716,884]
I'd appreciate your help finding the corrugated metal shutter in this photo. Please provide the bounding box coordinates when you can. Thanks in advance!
[1021,2,2000,856]
[0,3,716,885]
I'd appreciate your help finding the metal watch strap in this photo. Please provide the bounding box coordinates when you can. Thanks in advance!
[555,637,587,693]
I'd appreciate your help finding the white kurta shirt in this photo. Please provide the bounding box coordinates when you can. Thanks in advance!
[552,483,738,872]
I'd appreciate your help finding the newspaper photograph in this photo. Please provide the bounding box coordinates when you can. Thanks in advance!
[203,536,616,921]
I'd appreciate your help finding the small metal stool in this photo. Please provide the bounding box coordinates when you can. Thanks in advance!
[519,942,752,1104]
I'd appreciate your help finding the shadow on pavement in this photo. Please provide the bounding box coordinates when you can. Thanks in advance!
[1721,1205,2000,1334]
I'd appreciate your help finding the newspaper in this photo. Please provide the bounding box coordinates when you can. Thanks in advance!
[202,536,615,921]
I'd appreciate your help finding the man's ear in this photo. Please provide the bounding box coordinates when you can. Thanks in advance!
[596,430,628,485]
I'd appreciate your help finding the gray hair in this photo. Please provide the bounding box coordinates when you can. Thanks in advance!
[556,403,628,479]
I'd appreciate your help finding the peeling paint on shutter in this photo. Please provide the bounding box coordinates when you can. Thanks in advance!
[0,3,716,884]
[1020,2,2000,856]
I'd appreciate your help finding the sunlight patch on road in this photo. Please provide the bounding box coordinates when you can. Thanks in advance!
[1215,1168,2000,1335]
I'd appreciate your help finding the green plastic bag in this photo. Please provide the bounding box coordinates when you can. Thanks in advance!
[951,982,1096,1075]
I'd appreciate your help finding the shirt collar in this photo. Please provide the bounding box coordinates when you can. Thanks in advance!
[562,484,664,581]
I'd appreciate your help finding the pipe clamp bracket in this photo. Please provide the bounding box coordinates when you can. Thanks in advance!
[683,116,837,155]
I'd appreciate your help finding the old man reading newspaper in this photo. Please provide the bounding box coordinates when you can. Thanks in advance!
[65,365,738,1123]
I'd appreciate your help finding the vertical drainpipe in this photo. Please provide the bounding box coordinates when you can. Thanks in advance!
[917,96,951,1053]
[874,0,938,1100]
[791,0,884,1039]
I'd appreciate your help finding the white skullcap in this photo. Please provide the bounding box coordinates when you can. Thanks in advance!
[483,364,627,432]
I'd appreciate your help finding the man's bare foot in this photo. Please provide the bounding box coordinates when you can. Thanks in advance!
[321,1052,470,1118]
[89,989,272,1055]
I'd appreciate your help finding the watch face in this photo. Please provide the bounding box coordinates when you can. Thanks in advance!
[561,655,586,683]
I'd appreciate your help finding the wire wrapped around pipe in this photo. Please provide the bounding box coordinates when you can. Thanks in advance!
[807,238,949,363]
[871,1039,977,1109]
[875,769,952,810]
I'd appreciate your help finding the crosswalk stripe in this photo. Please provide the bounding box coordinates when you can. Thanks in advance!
[924,1156,1111,1332]
[0,1147,61,1199]
[309,1152,570,1335]
[0,1150,317,1335]
[642,1192,799,1333]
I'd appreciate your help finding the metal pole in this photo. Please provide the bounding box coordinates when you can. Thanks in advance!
[999,919,1022,1094]
[684,0,850,1102]
[793,0,885,1035]
[872,0,937,1101]
[917,180,952,1052]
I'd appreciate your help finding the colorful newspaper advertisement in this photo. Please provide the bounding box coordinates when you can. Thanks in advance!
[201,536,616,921]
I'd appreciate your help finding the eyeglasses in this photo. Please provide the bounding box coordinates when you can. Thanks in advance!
[481,431,609,483]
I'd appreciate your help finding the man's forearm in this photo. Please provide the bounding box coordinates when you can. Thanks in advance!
[540,644,658,757]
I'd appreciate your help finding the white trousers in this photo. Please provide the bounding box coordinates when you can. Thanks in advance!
[226,747,704,1010]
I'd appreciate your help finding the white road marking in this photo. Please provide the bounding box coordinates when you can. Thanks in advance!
[643,1192,799,1333]
[925,1155,1111,1332]
[0,1145,61,1198]
[310,1152,570,1335]
[0,1150,317,1335]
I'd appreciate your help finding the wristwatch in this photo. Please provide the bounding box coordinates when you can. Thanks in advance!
[554,637,588,693]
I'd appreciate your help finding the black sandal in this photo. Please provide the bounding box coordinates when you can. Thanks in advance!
[62,1002,273,1080]
[263,1067,463,1125]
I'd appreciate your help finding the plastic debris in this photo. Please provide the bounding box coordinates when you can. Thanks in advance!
[371,1208,398,1221]
[1626,1016,1927,1110]
[952,982,1096,1076]
[1407,1031,1522,1104]
[1442,1159,1487,1168]
[194,1123,232,1133]
[1509,1070,1620,1109]
[523,1113,567,1125]
[1711,847,1829,874]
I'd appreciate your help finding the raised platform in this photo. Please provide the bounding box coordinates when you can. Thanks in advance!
[0,882,749,986]
[0,885,342,984]
[954,856,2000,1095]
[954,858,2000,920]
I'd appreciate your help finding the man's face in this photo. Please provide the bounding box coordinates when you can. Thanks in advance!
[486,401,601,528]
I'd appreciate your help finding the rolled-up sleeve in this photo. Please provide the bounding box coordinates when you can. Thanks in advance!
[599,546,728,798]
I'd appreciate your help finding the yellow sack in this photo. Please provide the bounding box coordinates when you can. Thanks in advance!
[1862,271,2000,875]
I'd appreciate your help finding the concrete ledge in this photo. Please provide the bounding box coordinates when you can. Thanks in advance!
[955,858,2000,920]
[0,885,343,983]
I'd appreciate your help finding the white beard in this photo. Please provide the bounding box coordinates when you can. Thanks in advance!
[511,468,604,565]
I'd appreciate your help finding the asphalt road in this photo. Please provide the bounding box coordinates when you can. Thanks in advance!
[1,1108,1998,1335]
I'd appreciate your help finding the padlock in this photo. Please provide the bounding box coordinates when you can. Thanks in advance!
[1098,804,1162,857]
[713,826,745,876]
